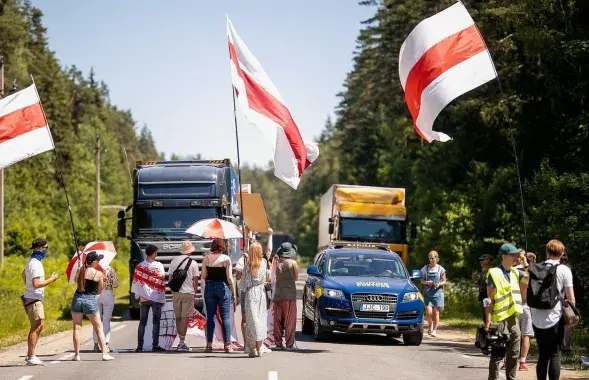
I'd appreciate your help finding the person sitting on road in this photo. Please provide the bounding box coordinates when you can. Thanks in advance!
[421,250,446,337]
[71,251,115,361]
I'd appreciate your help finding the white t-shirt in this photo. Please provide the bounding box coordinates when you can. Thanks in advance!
[168,255,199,294]
[23,258,45,300]
[530,259,573,329]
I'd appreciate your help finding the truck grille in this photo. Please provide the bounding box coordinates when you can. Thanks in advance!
[351,293,398,303]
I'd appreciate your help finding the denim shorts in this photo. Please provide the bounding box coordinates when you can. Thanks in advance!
[71,293,99,315]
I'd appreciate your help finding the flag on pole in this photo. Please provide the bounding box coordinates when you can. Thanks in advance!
[65,241,118,283]
[0,84,54,169]
[227,15,319,190]
[399,2,497,143]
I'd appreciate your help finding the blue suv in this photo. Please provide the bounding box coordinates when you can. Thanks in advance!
[302,244,425,345]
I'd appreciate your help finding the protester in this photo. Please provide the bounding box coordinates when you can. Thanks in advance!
[272,242,299,350]
[485,243,527,380]
[132,244,166,352]
[93,265,118,352]
[473,254,494,323]
[168,241,199,352]
[21,238,59,366]
[71,251,115,361]
[530,240,575,380]
[243,242,269,357]
[202,238,235,353]
[421,250,446,337]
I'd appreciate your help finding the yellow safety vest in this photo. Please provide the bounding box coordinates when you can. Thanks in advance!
[488,267,523,322]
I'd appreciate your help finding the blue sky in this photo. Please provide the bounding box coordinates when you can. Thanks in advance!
[33,1,374,167]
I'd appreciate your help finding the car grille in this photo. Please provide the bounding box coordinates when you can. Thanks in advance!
[354,311,395,320]
[351,293,398,303]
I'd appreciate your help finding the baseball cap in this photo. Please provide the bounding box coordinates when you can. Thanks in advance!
[478,254,494,261]
[30,238,48,250]
[498,243,523,256]
[86,251,104,263]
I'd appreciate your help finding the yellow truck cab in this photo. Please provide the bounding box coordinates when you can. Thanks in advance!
[318,184,414,264]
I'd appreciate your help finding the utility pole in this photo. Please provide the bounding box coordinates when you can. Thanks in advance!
[95,133,100,228]
[0,55,5,267]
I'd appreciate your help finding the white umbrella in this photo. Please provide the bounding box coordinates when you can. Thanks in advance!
[185,218,243,239]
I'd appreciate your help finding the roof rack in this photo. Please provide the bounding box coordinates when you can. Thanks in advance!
[330,242,391,251]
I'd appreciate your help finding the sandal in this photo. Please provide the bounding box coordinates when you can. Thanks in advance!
[224,343,233,353]
[205,345,213,353]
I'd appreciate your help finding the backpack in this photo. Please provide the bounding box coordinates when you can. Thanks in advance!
[527,262,560,310]
[168,257,192,292]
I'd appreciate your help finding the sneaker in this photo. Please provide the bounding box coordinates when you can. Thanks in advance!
[102,353,115,361]
[285,346,298,352]
[428,329,433,335]
[93,344,100,353]
[152,346,166,352]
[519,362,529,371]
[25,355,44,366]
[176,343,190,352]
[71,354,81,362]
[430,330,437,337]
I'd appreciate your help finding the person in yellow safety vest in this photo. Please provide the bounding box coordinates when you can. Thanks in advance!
[484,243,528,380]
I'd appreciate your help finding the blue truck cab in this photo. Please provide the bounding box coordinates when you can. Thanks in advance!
[302,243,425,345]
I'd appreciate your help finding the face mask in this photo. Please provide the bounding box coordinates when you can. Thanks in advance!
[32,249,47,261]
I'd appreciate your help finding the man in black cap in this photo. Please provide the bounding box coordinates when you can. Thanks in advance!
[473,254,494,323]
[21,238,59,366]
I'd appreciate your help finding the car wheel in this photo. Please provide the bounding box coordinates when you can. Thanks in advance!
[301,298,314,335]
[313,304,331,341]
[129,307,140,320]
[403,332,423,346]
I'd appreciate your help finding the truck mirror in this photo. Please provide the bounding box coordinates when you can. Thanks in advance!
[328,222,334,235]
[232,209,242,217]
[117,218,127,238]
[411,224,418,239]
[117,210,125,219]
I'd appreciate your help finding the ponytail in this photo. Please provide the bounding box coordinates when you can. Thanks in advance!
[76,262,87,292]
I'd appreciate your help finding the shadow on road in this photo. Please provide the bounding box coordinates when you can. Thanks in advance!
[296,331,402,347]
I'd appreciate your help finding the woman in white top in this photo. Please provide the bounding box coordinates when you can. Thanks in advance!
[420,250,446,337]
[93,265,118,352]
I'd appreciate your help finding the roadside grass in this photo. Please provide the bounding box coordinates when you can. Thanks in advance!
[0,253,129,351]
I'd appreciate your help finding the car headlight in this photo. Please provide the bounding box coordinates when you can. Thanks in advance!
[324,288,345,298]
[403,292,419,302]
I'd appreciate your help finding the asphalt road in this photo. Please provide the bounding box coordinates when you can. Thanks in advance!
[0,274,496,380]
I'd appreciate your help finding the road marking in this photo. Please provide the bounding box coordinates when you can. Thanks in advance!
[17,376,34,380]
[268,371,278,380]
[110,324,127,332]
[50,353,75,364]
[449,347,473,360]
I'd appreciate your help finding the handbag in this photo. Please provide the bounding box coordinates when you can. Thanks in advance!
[563,300,580,328]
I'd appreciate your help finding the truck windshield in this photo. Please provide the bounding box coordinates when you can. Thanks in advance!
[339,218,405,243]
[135,208,218,237]
[328,253,407,279]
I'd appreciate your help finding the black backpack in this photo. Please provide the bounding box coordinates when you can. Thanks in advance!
[168,257,193,292]
[527,262,560,310]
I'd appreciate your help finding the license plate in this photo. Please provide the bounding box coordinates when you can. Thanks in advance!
[360,304,390,312]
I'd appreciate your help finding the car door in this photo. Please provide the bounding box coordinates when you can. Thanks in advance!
[305,253,326,318]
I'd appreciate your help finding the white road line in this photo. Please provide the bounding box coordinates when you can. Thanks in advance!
[110,324,127,332]
[268,371,278,380]
[50,353,74,364]
[17,376,34,380]
[449,347,474,360]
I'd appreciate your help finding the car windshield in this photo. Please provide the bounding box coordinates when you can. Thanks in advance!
[339,218,405,243]
[135,208,218,237]
[327,253,407,279]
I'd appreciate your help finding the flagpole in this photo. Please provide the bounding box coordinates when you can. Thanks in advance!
[231,86,247,250]
[30,75,81,259]
[459,1,529,250]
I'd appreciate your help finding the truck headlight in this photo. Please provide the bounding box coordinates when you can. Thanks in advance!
[324,288,345,299]
[403,292,419,302]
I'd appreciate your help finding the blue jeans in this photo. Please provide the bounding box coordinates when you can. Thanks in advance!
[137,301,163,349]
[204,281,232,345]
[71,293,99,315]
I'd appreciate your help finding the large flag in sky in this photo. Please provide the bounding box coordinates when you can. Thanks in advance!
[0,83,54,169]
[399,2,497,143]
[227,15,319,190]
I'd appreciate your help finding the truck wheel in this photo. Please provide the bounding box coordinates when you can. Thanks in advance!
[313,305,331,341]
[130,307,140,320]
[403,333,423,346]
[301,299,314,335]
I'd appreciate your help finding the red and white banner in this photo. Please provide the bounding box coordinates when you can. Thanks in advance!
[227,16,319,190]
[131,261,166,303]
[65,241,117,283]
[399,2,497,142]
[0,84,54,169]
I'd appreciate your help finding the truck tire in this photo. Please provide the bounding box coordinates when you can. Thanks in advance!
[403,332,423,346]
[313,304,332,341]
[130,307,140,320]
[301,298,313,335]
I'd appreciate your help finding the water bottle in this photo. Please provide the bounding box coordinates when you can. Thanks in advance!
[483,298,491,308]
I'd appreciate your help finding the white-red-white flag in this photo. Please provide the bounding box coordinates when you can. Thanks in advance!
[0,84,54,168]
[227,15,319,189]
[399,2,497,142]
